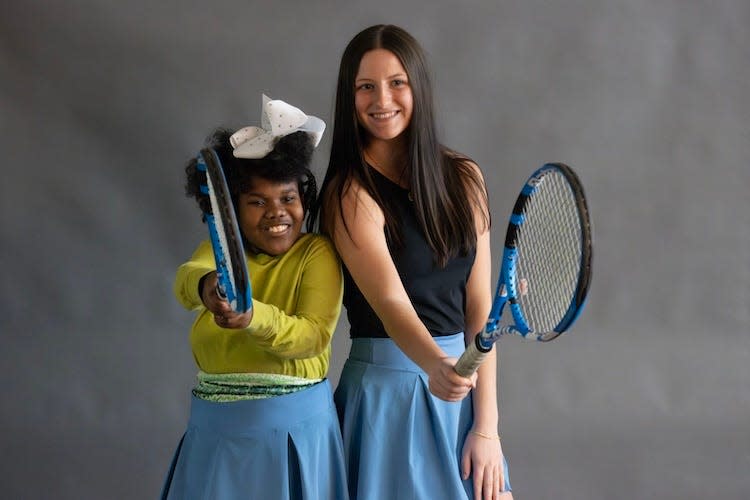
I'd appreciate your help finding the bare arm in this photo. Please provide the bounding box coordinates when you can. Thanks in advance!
[461,163,513,499]
[330,180,475,401]
[466,220,499,433]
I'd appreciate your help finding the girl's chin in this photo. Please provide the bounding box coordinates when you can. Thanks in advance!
[247,233,300,256]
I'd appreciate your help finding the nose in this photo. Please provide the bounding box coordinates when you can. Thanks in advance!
[264,200,285,218]
[375,85,392,107]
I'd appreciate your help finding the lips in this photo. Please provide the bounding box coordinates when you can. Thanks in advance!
[264,223,291,234]
[370,110,399,120]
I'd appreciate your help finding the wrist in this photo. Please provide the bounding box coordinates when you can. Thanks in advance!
[471,412,498,430]
[471,418,499,436]
[415,346,450,377]
[470,429,501,441]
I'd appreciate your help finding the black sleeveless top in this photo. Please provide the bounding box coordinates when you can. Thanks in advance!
[344,167,476,338]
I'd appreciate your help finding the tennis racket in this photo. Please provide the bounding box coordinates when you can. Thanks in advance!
[196,148,253,313]
[454,162,592,377]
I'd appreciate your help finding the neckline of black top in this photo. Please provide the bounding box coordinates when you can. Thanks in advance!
[367,164,413,201]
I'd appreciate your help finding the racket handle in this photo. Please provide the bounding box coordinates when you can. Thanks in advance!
[454,335,493,377]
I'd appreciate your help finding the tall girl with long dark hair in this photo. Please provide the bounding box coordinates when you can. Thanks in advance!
[311,25,513,500]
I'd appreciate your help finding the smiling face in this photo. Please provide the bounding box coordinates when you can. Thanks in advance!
[237,177,305,256]
[354,48,414,145]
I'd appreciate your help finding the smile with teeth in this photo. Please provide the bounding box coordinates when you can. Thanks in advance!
[266,224,290,233]
[370,110,399,120]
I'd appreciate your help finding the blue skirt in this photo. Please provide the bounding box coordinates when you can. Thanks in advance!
[161,379,349,500]
[334,333,511,500]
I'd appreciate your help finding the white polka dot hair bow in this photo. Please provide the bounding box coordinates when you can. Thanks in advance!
[230,94,326,159]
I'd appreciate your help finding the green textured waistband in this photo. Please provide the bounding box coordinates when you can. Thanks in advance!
[192,371,322,402]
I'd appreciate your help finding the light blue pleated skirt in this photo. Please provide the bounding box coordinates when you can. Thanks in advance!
[334,333,511,500]
[161,379,349,500]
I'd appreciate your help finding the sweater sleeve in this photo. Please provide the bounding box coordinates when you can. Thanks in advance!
[173,240,215,311]
[246,237,343,360]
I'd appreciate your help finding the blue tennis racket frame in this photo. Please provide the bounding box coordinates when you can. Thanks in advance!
[454,162,592,376]
[196,149,253,313]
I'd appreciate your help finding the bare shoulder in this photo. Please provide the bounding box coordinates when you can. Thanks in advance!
[338,175,385,225]
[328,174,390,252]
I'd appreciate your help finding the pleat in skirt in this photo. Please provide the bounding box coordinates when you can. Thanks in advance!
[334,333,511,500]
[161,379,349,500]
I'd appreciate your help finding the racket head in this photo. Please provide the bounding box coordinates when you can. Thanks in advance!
[197,148,253,313]
[502,162,592,341]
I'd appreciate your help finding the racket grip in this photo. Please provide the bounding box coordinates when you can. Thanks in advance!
[454,336,492,377]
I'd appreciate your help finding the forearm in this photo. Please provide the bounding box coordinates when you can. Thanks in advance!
[246,299,337,359]
[375,297,448,372]
[472,348,500,432]
[174,244,214,310]
[247,236,343,359]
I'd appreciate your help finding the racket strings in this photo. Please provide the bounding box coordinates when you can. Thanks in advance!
[206,165,238,303]
[515,172,583,332]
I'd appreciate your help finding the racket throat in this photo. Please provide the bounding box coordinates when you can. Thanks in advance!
[477,323,526,350]
[474,332,494,353]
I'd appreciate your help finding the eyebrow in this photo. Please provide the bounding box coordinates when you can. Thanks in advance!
[355,73,407,83]
[245,188,298,197]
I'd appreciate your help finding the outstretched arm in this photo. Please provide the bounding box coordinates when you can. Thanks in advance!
[175,238,343,359]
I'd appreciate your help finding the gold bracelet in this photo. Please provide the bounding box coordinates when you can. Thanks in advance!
[470,430,500,441]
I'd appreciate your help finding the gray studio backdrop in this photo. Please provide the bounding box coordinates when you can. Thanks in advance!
[2,1,748,498]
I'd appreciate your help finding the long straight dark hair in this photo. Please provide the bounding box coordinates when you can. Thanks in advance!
[309,24,489,267]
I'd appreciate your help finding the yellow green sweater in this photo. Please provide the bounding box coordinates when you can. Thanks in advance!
[174,233,343,379]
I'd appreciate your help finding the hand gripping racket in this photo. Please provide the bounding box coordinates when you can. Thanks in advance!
[196,148,253,313]
[454,163,592,377]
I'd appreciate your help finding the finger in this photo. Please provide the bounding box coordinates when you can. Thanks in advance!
[216,312,236,326]
[452,379,473,399]
[488,467,500,500]
[435,381,470,401]
[216,298,232,312]
[429,373,458,397]
[461,449,471,480]
[485,466,496,500]
[428,379,457,402]
[434,385,466,402]
[439,376,472,398]
[226,313,248,329]
[453,370,477,389]
[473,468,484,500]
[430,366,474,400]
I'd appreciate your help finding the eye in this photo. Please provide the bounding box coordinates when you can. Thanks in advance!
[248,199,264,206]
[282,195,298,203]
[392,79,407,87]
[356,83,374,91]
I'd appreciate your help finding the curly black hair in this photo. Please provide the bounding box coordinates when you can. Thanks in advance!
[185,129,318,221]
